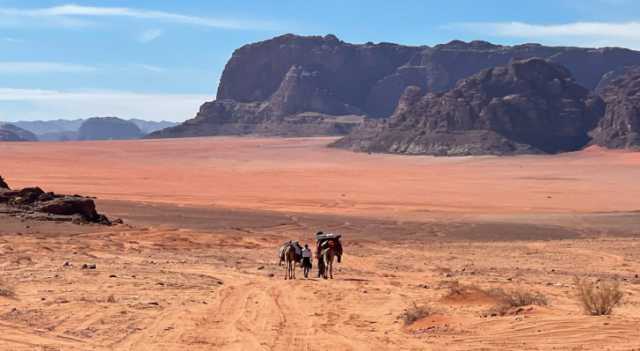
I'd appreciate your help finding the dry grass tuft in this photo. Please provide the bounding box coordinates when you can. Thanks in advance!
[485,288,548,316]
[441,280,487,300]
[399,303,432,326]
[575,277,623,316]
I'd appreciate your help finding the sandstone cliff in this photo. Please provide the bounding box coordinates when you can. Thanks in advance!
[150,34,640,143]
[590,67,640,149]
[333,59,604,156]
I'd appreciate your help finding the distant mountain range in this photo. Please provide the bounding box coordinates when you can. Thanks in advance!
[1,118,178,141]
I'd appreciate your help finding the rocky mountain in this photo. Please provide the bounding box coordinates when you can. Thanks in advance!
[0,124,38,142]
[150,34,640,140]
[333,59,604,156]
[5,118,177,141]
[78,117,143,141]
[590,67,640,149]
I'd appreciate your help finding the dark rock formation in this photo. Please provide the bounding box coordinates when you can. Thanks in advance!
[147,99,363,138]
[590,67,640,149]
[216,34,420,111]
[333,59,604,156]
[0,177,111,224]
[217,35,640,118]
[0,176,8,189]
[0,124,38,141]
[36,197,107,223]
[151,34,640,140]
[78,117,143,141]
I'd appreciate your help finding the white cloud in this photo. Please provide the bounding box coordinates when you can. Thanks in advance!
[0,61,96,74]
[448,21,640,49]
[138,28,163,43]
[1,37,24,43]
[0,4,278,30]
[132,64,165,73]
[0,88,209,121]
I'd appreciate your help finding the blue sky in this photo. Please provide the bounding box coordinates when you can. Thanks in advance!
[1,0,640,121]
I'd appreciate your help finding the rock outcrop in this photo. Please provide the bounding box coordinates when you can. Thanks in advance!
[78,117,143,141]
[0,177,112,224]
[590,67,640,149]
[150,34,640,140]
[0,124,38,141]
[0,176,8,189]
[333,59,604,156]
[148,99,363,138]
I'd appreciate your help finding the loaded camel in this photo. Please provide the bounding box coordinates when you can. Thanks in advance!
[317,233,343,279]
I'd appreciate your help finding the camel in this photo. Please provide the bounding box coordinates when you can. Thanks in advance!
[320,240,338,279]
[282,243,300,280]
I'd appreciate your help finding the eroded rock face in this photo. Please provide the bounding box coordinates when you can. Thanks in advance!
[217,35,640,119]
[151,34,640,140]
[217,34,421,111]
[78,117,143,141]
[146,99,363,139]
[333,59,604,156]
[590,67,640,149]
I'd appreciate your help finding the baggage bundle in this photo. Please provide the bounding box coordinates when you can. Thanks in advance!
[316,232,341,241]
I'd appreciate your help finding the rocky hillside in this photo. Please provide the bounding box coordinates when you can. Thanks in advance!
[333,59,604,156]
[0,124,38,142]
[590,67,640,149]
[150,34,640,140]
[78,117,143,141]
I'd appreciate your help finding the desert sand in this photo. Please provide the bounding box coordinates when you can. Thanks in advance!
[1,137,640,350]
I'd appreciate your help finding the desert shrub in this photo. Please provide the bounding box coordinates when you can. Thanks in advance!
[575,277,623,316]
[0,280,16,298]
[485,288,548,316]
[399,303,431,326]
[441,280,485,298]
[493,288,548,308]
[106,294,116,303]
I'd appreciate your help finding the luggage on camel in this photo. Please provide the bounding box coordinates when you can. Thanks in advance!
[315,232,343,269]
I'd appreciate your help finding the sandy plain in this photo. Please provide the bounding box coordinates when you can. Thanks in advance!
[1,137,640,350]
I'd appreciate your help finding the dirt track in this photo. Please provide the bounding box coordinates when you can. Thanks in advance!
[1,137,640,350]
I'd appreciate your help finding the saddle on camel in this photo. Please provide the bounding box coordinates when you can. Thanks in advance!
[316,232,343,279]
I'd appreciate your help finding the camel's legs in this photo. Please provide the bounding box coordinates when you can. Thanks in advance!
[291,262,295,280]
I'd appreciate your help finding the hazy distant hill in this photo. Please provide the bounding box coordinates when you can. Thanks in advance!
[78,117,143,141]
[2,118,178,141]
[0,123,39,142]
[10,119,84,135]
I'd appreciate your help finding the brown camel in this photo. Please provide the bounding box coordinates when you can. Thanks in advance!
[283,244,299,280]
[320,240,338,279]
